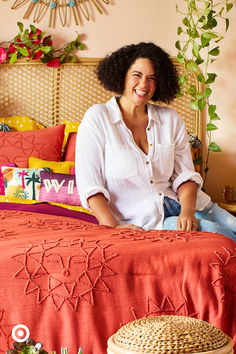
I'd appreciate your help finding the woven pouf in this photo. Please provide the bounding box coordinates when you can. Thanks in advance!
[107,315,234,353]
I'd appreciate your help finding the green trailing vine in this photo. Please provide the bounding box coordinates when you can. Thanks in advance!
[175,0,233,185]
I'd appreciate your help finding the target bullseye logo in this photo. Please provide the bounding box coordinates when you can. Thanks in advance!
[12,324,30,342]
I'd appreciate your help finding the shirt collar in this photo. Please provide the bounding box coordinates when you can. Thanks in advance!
[106,96,161,125]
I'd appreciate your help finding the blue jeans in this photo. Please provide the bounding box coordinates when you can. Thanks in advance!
[163,197,236,242]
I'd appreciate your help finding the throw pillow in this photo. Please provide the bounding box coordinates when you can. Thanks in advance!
[0,116,45,131]
[63,132,77,162]
[29,157,75,174]
[1,166,49,200]
[0,124,65,167]
[39,170,81,206]
[0,163,15,195]
[62,120,80,149]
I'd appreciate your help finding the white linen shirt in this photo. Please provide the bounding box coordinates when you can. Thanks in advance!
[75,97,211,230]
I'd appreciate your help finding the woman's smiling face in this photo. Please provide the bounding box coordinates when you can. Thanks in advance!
[123,57,157,107]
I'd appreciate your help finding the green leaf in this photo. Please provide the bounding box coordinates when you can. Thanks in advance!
[9,52,17,65]
[175,40,181,50]
[190,0,197,11]
[178,75,187,85]
[195,57,204,65]
[59,55,66,63]
[41,46,54,53]
[226,3,233,12]
[182,17,191,27]
[201,33,211,47]
[208,104,216,115]
[177,26,182,35]
[197,73,205,83]
[206,73,217,84]
[17,22,24,33]
[189,99,199,110]
[197,98,206,111]
[188,84,197,96]
[69,55,77,63]
[209,46,220,56]
[75,41,85,50]
[226,18,230,31]
[177,53,185,64]
[29,25,37,34]
[187,59,199,72]
[64,41,76,53]
[208,142,221,152]
[203,87,212,97]
[19,47,29,56]
[192,41,200,58]
[206,122,218,131]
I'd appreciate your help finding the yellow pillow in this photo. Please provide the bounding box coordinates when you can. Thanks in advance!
[29,157,75,174]
[62,120,80,149]
[0,116,45,131]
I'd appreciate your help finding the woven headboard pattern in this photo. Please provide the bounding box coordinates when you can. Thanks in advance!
[0,58,202,140]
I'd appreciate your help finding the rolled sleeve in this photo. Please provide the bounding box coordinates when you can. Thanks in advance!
[82,186,110,210]
[172,170,203,193]
[75,107,110,210]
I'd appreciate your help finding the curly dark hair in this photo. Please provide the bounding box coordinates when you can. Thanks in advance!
[95,42,180,103]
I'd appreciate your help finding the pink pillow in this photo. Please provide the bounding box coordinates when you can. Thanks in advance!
[0,124,65,168]
[39,170,81,206]
[64,132,76,162]
[0,163,15,195]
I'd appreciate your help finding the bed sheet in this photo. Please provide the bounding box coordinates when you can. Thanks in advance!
[0,209,235,353]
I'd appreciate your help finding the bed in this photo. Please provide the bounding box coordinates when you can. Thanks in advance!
[0,59,235,354]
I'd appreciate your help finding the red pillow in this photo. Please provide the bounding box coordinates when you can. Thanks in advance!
[0,124,65,168]
[64,132,76,162]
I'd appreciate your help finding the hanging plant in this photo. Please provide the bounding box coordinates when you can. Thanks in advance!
[175,0,233,185]
[0,22,85,67]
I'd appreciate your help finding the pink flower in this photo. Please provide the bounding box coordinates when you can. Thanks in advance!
[26,48,32,58]
[16,37,25,48]
[33,50,43,60]
[8,43,16,53]
[0,47,7,63]
[36,29,42,36]
[46,58,61,67]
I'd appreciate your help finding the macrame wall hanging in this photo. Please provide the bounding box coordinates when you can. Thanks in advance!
[4,0,112,27]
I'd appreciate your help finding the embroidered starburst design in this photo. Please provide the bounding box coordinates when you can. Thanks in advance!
[210,246,236,302]
[11,238,118,311]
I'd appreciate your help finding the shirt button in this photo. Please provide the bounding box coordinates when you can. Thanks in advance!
[146,161,150,165]
[150,180,154,184]
[149,143,152,146]
[158,192,162,196]
[147,127,150,131]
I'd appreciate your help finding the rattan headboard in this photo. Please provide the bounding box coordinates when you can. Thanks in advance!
[0,58,202,141]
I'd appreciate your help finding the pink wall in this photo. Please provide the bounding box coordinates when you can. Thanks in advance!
[0,0,235,202]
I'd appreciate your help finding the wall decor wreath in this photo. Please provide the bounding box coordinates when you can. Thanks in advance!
[5,0,112,28]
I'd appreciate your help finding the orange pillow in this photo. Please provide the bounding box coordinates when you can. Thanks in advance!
[64,132,77,162]
[0,124,65,168]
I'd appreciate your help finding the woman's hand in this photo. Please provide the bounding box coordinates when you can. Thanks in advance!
[177,211,198,231]
[114,224,143,230]
[177,181,198,231]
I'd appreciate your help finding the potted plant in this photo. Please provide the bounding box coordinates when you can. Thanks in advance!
[175,0,233,185]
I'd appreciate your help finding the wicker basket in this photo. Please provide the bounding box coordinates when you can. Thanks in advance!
[107,316,234,353]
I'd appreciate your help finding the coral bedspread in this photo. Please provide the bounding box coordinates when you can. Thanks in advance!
[0,209,235,353]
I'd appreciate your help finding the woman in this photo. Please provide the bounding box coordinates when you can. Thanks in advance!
[75,42,236,241]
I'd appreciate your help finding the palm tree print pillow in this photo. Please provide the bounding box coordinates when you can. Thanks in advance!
[1,166,49,200]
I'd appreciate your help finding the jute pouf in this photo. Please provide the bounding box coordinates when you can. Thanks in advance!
[107,315,234,353]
